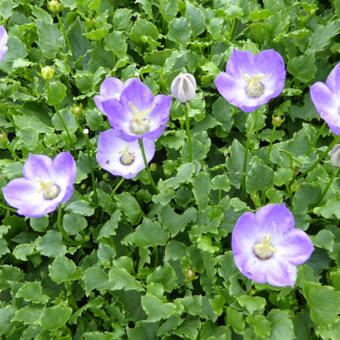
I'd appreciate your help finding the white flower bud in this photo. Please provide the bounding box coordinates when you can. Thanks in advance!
[331,144,340,167]
[171,73,197,103]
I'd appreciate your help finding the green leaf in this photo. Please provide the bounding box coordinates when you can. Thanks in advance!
[37,231,66,258]
[160,0,178,22]
[83,267,111,296]
[266,309,295,340]
[246,159,274,194]
[115,192,143,226]
[303,282,340,328]
[192,173,211,211]
[0,306,15,335]
[313,199,340,219]
[0,265,24,289]
[12,305,43,325]
[105,31,127,57]
[112,8,132,31]
[49,255,82,284]
[226,139,245,189]
[36,20,63,59]
[47,81,67,105]
[0,36,28,72]
[17,127,39,151]
[98,210,121,240]
[197,236,219,254]
[66,200,95,216]
[63,213,87,235]
[237,295,266,314]
[15,281,49,304]
[287,54,316,84]
[13,243,35,261]
[159,206,196,237]
[147,263,178,293]
[0,0,18,18]
[226,307,245,334]
[40,305,72,331]
[130,18,158,44]
[108,268,143,291]
[312,229,334,252]
[124,218,169,248]
[246,315,271,338]
[30,216,49,232]
[168,18,192,45]
[292,183,320,213]
[141,294,177,322]
[185,2,206,37]
[217,251,238,283]
[0,239,9,257]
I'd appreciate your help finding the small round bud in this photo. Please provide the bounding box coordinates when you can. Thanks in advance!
[41,66,55,80]
[171,73,197,103]
[72,105,83,116]
[149,163,156,171]
[272,115,284,127]
[331,144,340,168]
[0,130,7,143]
[48,0,61,14]
[185,268,197,280]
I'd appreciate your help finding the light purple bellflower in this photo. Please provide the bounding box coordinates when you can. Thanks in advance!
[101,78,172,140]
[310,63,340,135]
[2,152,76,218]
[215,49,286,112]
[0,25,8,62]
[232,204,314,287]
[96,128,155,179]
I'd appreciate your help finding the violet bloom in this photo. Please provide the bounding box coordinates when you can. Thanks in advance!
[2,152,76,218]
[310,63,340,135]
[101,78,172,140]
[96,128,155,179]
[232,204,314,287]
[215,49,286,112]
[0,25,8,62]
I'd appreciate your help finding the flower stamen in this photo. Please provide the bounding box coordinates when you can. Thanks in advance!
[128,102,154,135]
[243,73,265,98]
[36,178,60,200]
[253,233,276,260]
[119,146,136,166]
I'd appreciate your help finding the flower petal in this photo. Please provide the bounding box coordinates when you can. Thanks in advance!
[226,49,256,77]
[264,259,297,287]
[23,154,53,182]
[277,228,314,265]
[325,63,340,92]
[102,98,132,131]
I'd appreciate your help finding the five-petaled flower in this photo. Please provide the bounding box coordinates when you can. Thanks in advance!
[100,78,172,140]
[310,63,340,135]
[215,49,286,112]
[232,204,314,287]
[0,25,8,62]
[2,152,76,217]
[96,128,155,179]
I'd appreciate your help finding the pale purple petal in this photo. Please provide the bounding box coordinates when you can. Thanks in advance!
[264,259,297,287]
[0,25,8,62]
[225,49,256,77]
[276,229,314,265]
[96,129,155,179]
[51,151,77,203]
[94,78,124,112]
[23,154,53,182]
[325,63,340,92]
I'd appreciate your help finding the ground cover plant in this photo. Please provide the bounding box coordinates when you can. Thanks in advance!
[1,0,340,339]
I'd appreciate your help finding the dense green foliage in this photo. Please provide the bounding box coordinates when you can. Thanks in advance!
[1,0,340,339]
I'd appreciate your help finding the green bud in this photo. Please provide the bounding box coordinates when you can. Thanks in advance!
[149,163,156,171]
[41,66,55,80]
[72,105,83,116]
[47,0,62,14]
[0,130,7,143]
[185,268,197,280]
[272,114,284,127]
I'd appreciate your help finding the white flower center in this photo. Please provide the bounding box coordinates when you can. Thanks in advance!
[253,233,276,260]
[128,102,154,135]
[243,73,265,98]
[119,146,135,166]
[37,179,60,200]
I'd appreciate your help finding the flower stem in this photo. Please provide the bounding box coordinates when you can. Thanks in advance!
[306,121,327,156]
[265,125,276,165]
[85,136,99,205]
[56,13,76,65]
[54,105,73,149]
[185,103,192,162]
[138,138,159,193]
[0,201,17,213]
[6,142,22,163]
[110,178,124,197]
[73,189,98,207]
[315,168,339,206]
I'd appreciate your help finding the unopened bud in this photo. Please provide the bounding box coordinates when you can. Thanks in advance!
[41,66,55,80]
[331,144,340,168]
[48,0,61,14]
[185,268,197,280]
[272,114,284,127]
[171,73,197,103]
[0,130,7,143]
[72,105,83,116]
[149,163,156,171]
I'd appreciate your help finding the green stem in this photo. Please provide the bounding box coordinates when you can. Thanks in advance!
[73,190,98,207]
[54,105,73,149]
[265,125,276,165]
[306,122,326,156]
[85,136,99,205]
[110,178,124,197]
[138,138,159,194]
[7,142,22,162]
[56,13,76,65]
[185,103,192,162]
[315,168,339,206]
[0,201,17,213]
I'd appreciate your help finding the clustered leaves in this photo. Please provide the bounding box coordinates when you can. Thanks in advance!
[1,0,340,339]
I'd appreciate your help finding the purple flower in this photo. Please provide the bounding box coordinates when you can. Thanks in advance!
[0,25,8,62]
[2,152,76,218]
[101,78,172,140]
[232,204,314,287]
[310,63,340,135]
[215,49,286,112]
[96,128,155,179]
